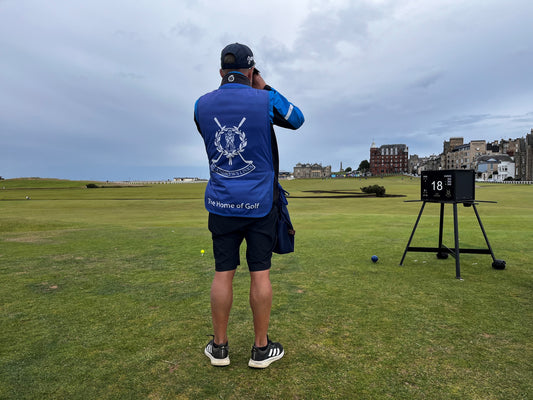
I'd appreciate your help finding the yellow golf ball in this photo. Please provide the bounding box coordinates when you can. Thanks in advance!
[201,249,205,254]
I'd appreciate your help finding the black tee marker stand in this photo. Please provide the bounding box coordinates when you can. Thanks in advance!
[399,170,506,280]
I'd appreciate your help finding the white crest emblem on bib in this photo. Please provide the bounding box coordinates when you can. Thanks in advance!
[211,117,256,178]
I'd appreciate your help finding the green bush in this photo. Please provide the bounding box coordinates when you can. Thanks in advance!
[360,184,386,197]
[86,183,99,188]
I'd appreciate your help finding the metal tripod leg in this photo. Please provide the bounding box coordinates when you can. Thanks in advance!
[400,201,426,266]
[435,202,450,259]
[472,203,496,261]
[438,203,445,249]
[453,203,462,280]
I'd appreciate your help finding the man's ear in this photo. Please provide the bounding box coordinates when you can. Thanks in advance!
[219,69,225,78]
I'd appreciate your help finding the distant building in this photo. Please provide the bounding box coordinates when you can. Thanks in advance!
[514,130,533,181]
[369,142,409,175]
[408,154,420,175]
[475,154,515,181]
[173,177,202,182]
[439,133,532,180]
[527,131,533,181]
[293,163,332,179]
[403,131,532,181]
[442,137,464,155]
[409,154,441,175]
[499,138,521,157]
[444,139,487,170]
[278,171,292,180]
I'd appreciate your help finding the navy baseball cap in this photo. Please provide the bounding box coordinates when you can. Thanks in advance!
[220,43,255,70]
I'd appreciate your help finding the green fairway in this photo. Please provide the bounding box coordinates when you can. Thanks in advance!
[1,177,531,399]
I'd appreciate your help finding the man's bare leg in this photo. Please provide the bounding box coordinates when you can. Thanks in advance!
[249,269,272,348]
[210,269,236,345]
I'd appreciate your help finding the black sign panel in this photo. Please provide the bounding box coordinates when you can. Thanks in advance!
[421,170,475,202]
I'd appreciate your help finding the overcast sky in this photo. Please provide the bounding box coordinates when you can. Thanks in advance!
[2,0,532,181]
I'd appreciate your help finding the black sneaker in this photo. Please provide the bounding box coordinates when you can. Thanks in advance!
[248,338,284,369]
[204,336,230,367]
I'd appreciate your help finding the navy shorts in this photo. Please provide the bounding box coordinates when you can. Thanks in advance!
[208,205,278,272]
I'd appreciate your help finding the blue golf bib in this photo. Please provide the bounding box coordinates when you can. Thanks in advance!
[196,85,274,217]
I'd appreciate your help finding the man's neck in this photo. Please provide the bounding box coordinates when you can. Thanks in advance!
[221,71,251,86]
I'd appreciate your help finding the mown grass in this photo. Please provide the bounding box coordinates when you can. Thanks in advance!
[0,177,531,399]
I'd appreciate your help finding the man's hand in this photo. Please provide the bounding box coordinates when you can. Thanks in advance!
[252,69,267,90]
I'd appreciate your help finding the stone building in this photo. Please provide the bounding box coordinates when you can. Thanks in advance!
[500,138,521,156]
[443,137,464,155]
[444,139,487,170]
[293,163,332,179]
[409,154,441,175]
[409,132,532,180]
[527,131,533,181]
[514,130,533,181]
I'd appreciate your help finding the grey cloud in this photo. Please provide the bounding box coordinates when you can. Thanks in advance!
[293,1,386,60]
[409,71,444,90]
[118,72,145,80]
[512,112,533,125]
[113,30,143,44]
[426,112,533,139]
[2,0,533,180]
[170,20,204,39]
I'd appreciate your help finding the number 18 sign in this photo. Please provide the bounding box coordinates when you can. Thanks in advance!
[421,170,475,202]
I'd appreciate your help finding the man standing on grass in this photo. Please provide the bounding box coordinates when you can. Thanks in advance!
[194,43,304,368]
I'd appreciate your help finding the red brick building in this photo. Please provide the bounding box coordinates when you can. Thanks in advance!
[370,142,409,175]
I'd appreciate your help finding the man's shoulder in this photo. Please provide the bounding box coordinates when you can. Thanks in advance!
[197,88,220,99]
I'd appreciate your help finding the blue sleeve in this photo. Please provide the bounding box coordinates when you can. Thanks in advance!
[267,87,305,130]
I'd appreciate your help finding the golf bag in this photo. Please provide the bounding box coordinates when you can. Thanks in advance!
[273,183,295,254]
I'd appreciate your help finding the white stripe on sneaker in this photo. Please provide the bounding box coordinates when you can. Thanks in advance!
[269,348,280,357]
[248,349,284,369]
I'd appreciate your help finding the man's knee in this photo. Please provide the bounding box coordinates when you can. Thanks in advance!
[250,269,270,283]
